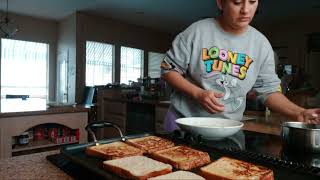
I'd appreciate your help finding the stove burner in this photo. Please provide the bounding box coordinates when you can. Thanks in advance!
[172,130,203,145]
[281,148,320,169]
[172,129,244,150]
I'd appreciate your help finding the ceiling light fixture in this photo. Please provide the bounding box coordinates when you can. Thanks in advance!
[0,0,18,38]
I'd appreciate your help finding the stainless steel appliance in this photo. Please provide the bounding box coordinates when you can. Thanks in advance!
[281,122,320,153]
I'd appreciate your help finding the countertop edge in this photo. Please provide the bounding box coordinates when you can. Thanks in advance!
[0,105,89,118]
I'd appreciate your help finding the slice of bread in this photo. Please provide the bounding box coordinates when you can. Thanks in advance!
[150,146,211,170]
[126,136,175,154]
[148,170,205,180]
[200,157,274,180]
[85,141,144,160]
[103,156,172,180]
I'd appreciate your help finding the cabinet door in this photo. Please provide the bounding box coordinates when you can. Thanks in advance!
[308,52,320,89]
[99,114,126,139]
[96,100,127,139]
[104,113,126,128]
[126,103,155,135]
[155,106,169,133]
[104,101,126,115]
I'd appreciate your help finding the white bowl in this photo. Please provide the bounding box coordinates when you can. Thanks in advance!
[175,117,244,140]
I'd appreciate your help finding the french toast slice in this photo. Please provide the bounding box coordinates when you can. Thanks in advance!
[103,156,172,180]
[85,141,144,160]
[148,170,205,180]
[150,145,211,170]
[200,156,274,180]
[126,136,175,153]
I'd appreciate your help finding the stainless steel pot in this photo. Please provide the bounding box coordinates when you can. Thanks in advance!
[281,122,320,153]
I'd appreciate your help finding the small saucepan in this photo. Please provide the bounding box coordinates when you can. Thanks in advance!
[281,122,320,153]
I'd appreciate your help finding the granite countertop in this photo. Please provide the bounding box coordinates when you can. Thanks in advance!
[104,96,283,135]
[242,111,286,135]
[0,150,72,180]
[0,106,89,118]
[103,97,171,106]
[0,98,89,118]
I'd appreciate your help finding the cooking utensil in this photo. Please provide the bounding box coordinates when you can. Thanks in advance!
[281,121,320,153]
[85,121,126,146]
[175,117,243,140]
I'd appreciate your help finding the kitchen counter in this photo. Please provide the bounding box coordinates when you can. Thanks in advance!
[0,150,72,180]
[0,98,89,118]
[103,97,171,107]
[102,96,285,135]
[242,111,285,135]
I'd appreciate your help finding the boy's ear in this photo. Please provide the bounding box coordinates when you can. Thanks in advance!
[216,0,223,11]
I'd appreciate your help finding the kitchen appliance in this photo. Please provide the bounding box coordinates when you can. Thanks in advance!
[46,122,320,179]
[281,121,320,153]
[175,117,243,140]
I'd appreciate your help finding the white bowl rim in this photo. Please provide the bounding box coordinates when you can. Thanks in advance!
[175,117,244,129]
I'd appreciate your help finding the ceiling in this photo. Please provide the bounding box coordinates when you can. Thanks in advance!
[0,0,319,34]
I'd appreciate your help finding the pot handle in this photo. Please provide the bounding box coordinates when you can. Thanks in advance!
[85,121,126,145]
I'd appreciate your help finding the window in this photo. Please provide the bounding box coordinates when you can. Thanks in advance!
[148,52,166,78]
[120,46,144,84]
[1,38,49,99]
[86,41,114,86]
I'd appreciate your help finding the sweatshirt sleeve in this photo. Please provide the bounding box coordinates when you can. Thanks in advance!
[253,46,281,104]
[160,33,191,76]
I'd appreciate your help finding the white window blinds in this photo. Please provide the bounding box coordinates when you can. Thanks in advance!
[148,52,165,78]
[120,46,144,84]
[86,41,114,86]
[1,38,49,99]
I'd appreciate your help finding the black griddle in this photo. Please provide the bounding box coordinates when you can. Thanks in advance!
[50,121,320,180]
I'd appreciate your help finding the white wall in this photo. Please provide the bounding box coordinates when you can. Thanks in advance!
[56,14,77,103]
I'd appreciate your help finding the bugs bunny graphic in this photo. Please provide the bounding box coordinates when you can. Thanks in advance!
[203,74,245,113]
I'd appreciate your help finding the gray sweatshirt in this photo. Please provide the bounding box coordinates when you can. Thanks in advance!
[161,18,280,121]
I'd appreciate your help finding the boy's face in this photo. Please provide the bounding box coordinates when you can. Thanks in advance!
[217,0,258,30]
